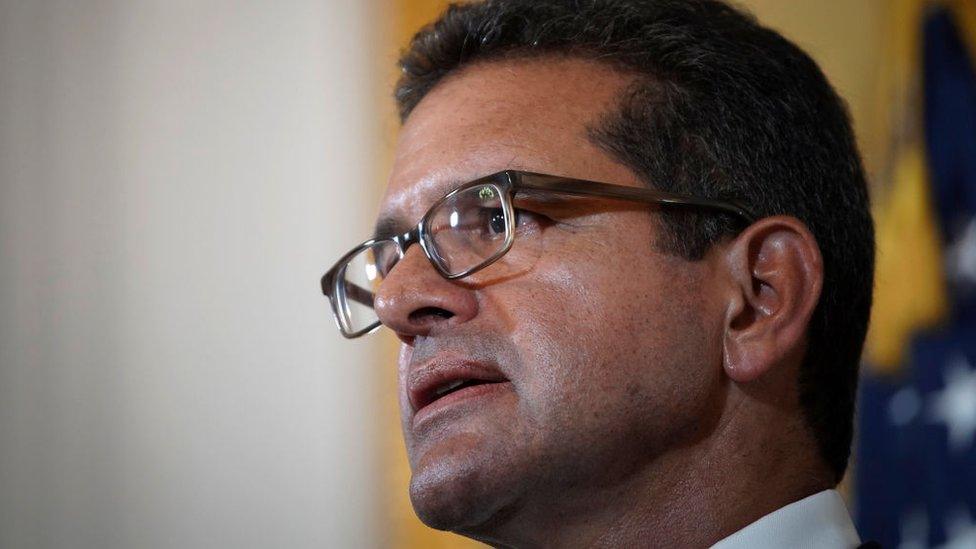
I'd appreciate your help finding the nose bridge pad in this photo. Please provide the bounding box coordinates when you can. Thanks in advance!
[385,228,418,276]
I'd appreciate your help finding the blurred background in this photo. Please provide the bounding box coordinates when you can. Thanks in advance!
[1,0,973,548]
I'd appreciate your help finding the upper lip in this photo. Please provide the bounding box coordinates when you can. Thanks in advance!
[407,355,509,413]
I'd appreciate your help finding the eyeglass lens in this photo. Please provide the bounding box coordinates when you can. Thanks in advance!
[423,182,511,276]
[335,181,517,335]
[336,240,399,335]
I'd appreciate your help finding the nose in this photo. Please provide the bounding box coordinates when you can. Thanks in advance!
[373,244,479,342]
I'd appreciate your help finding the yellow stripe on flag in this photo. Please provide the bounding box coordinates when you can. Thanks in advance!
[868,149,949,371]
[864,0,949,373]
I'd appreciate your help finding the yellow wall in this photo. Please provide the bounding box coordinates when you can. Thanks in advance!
[741,0,889,173]
[379,2,890,546]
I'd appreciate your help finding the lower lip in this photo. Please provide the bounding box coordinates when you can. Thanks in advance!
[412,381,512,428]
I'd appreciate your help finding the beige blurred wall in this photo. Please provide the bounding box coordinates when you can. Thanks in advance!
[0,1,383,548]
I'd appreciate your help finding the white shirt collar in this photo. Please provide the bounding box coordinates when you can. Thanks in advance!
[710,490,861,549]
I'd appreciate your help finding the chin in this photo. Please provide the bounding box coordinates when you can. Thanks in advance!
[408,438,519,533]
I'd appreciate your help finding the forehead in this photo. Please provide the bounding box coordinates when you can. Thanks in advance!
[380,57,642,226]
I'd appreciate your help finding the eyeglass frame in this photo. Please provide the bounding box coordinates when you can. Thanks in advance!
[321,169,758,338]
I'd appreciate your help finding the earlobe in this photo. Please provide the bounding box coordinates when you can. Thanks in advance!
[721,216,823,384]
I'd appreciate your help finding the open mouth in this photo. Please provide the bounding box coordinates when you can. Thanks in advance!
[416,377,507,411]
[409,361,510,415]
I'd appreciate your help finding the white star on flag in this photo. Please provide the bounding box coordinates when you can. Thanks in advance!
[928,353,976,453]
[945,217,976,285]
[936,507,976,549]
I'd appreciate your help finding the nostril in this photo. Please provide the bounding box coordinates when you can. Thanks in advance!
[409,306,454,324]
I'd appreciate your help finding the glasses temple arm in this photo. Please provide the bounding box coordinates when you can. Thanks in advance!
[515,172,757,222]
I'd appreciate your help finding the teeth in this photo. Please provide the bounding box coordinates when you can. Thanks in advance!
[433,379,467,398]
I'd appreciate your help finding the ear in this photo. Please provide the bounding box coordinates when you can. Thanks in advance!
[721,216,823,383]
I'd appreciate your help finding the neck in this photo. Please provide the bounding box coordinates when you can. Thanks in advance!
[462,387,835,548]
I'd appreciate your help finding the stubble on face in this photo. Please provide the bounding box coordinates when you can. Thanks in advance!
[382,57,726,539]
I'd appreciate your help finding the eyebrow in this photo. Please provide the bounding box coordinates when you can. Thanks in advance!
[372,215,409,241]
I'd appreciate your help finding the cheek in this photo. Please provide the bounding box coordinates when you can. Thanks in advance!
[495,236,718,441]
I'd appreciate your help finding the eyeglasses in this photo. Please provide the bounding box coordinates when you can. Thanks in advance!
[321,170,756,338]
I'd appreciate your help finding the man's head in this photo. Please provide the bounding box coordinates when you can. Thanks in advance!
[360,0,872,544]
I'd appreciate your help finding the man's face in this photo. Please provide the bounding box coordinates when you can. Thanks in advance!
[374,58,726,533]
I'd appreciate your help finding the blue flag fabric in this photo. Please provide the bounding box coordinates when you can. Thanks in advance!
[856,6,976,547]
[924,7,976,322]
[857,329,976,547]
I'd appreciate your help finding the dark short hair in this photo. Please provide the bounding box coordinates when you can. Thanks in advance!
[395,0,875,482]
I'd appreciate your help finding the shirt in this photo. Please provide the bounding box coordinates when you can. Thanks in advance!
[710,490,862,549]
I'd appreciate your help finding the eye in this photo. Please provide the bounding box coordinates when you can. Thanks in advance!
[488,209,507,236]
[484,207,546,237]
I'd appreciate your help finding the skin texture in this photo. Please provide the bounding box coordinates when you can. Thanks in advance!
[373,57,833,548]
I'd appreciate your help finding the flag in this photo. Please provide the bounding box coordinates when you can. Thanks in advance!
[856,2,976,546]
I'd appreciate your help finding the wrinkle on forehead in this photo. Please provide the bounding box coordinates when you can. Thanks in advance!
[380,57,639,225]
